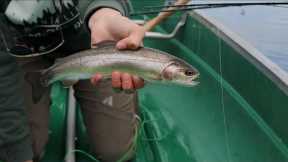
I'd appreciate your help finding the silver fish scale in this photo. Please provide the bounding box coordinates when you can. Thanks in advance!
[43,48,175,82]
[53,46,175,65]
[49,52,169,73]
[78,53,168,72]
[48,45,177,72]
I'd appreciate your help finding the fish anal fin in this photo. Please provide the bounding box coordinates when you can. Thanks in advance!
[61,79,79,88]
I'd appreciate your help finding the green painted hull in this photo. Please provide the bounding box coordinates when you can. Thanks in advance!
[41,1,288,162]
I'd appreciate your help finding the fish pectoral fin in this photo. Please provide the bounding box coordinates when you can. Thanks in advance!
[61,79,79,88]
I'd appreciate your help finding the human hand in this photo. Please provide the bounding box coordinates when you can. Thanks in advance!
[88,8,145,90]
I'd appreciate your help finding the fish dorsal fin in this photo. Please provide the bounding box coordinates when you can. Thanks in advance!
[93,40,117,49]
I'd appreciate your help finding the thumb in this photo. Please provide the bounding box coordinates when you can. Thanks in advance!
[90,27,113,48]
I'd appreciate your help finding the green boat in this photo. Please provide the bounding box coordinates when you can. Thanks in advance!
[41,1,288,162]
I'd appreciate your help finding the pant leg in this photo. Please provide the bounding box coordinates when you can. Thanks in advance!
[74,80,139,162]
[16,57,52,161]
[0,51,33,162]
[58,23,139,161]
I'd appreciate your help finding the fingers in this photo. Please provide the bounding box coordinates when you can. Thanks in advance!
[116,26,145,50]
[90,11,145,50]
[121,73,134,90]
[91,71,145,91]
[111,71,122,88]
[90,73,102,85]
[132,75,145,89]
[112,72,145,91]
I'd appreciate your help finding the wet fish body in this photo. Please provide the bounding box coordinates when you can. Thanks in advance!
[27,42,199,103]
[41,43,199,87]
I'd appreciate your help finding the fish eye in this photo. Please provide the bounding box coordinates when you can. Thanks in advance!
[184,70,195,76]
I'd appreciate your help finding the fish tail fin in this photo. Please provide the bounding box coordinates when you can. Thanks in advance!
[25,71,49,104]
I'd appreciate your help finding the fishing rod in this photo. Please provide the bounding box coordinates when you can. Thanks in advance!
[131,2,288,15]
[144,2,288,9]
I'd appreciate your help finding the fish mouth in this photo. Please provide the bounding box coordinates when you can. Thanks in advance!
[174,74,200,87]
[186,74,200,86]
[193,73,200,80]
[186,81,200,86]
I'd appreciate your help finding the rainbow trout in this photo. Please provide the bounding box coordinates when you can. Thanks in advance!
[27,42,199,103]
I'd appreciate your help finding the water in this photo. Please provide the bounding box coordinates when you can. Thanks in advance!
[159,0,288,73]
[196,4,288,73]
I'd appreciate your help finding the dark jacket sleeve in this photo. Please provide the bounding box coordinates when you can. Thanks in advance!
[0,0,11,13]
[79,0,131,29]
[0,50,33,162]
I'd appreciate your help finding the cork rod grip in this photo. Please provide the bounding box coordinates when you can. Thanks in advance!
[144,0,190,32]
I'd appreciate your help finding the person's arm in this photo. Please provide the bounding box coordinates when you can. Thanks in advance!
[0,51,33,162]
[0,0,10,13]
[82,1,145,90]
[83,0,130,24]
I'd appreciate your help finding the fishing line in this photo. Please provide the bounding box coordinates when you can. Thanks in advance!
[63,109,171,162]
[116,115,141,162]
[52,85,169,162]
[196,19,202,55]
[140,120,171,142]
[196,23,232,162]
[139,106,171,142]
[63,109,169,162]
[217,28,232,162]
[195,20,232,162]
[64,124,139,162]
[64,149,100,162]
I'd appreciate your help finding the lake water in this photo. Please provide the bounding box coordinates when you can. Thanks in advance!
[193,2,288,73]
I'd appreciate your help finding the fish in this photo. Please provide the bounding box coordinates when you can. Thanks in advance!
[26,41,200,103]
